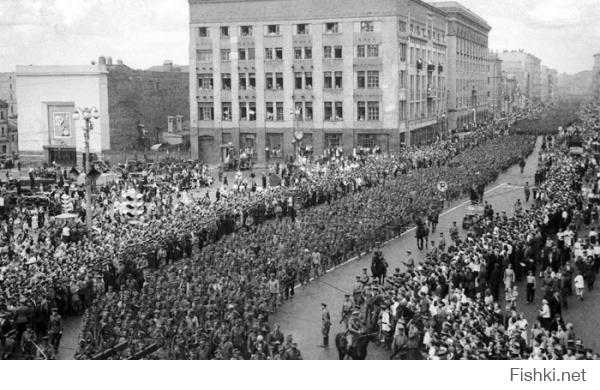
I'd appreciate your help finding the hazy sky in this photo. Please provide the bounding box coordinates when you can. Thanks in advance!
[0,0,598,74]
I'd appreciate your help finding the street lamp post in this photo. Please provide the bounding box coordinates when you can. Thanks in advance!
[73,107,99,233]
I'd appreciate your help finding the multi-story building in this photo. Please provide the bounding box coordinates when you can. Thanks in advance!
[431,2,490,132]
[0,73,17,118]
[0,100,9,157]
[487,51,502,116]
[188,0,448,164]
[16,57,188,166]
[498,50,541,103]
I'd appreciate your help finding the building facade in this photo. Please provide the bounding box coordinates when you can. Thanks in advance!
[497,50,541,104]
[0,100,9,157]
[540,65,558,104]
[487,51,502,116]
[431,2,490,132]
[188,0,448,164]
[0,72,17,118]
[16,58,188,166]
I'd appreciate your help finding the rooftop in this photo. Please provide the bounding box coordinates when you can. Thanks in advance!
[429,1,491,31]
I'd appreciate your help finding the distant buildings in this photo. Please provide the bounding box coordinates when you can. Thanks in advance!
[16,57,188,166]
[0,73,17,118]
[487,51,503,116]
[498,50,541,103]
[540,65,558,103]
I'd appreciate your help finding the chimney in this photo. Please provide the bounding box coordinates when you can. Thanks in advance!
[98,56,106,65]
[117,59,123,65]
[163,60,173,72]
[107,56,113,65]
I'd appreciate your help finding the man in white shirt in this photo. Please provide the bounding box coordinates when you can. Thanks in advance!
[574,271,585,301]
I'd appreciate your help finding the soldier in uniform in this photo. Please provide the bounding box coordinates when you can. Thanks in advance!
[320,303,331,348]
[340,294,354,329]
[346,310,362,354]
[352,276,364,305]
[47,307,63,353]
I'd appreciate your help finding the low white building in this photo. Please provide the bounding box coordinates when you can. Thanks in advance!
[16,64,111,166]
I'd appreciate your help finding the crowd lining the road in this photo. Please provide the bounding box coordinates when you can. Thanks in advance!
[348,112,600,360]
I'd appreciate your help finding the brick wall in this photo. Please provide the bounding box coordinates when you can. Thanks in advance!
[107,65,189,151]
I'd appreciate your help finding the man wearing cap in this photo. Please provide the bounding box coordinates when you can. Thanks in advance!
[345,310,362,354]
[320,303,331,348]
[47,307,63,353]
[403,250,415,269]
[340,294,354,329]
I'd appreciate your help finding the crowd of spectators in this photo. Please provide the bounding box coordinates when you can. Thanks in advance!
[0,110,540,360]
[349,124,600,360]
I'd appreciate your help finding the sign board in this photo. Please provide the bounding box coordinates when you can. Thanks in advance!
[437,181,448,192]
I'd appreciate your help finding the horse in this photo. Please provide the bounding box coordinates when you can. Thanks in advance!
[370,251,388,284]
[334,332,373,360]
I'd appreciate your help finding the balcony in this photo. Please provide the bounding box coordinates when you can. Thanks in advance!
[427,63,436,72]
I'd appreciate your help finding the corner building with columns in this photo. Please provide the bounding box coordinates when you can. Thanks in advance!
[189,0,448,164]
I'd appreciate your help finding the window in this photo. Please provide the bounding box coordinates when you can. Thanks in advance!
[399,20,407,33]
[305,102,313,121]
[198,27,209,37]
[265,72,274,90]
[266,133,283,159]
[239,74,247,90]
[198,103,214,120]
[222,102,232,121]
[295,102,304,120]
[400,70,406,88]
[265,48,274,60]
[247,48,255,60]
[324,72,332,89]
[367,45,379,57]
[357,71,366,88]
[275,73,283,89]
[276,102,284,121]
[304,47,312,59]
[296,24,308,35]
[399,101,407,120]
[295,47,303,60]
[334,46,342,59]
[221,73,231,90]
[221,49,230,61]
[275,48,283,59]
[324,102,333,120]
[248,73,256,88]
[197,50,212,62]
[295,72,303,89]
[325,22,339,34]
[367,102,379,120]
[239,48,247,60]
[324,46,332,59]
[305,72,313,89]
[357,101,366,120]
[221,26,229,37]
[248,102,256,120]
[400,43,407,62]
[357,45,366,58]
[334,72,342,88]
[360,21,374,32]
[335,102,343,120]
[240,26,253,36]
[266,24,280,35]
[266,102,275,121]
[240,102,248,119]
[367,71,379,88]
[198,73,213,90]
[325,133,342,148]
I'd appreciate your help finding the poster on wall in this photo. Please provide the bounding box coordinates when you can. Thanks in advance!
[53,112,72,138]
